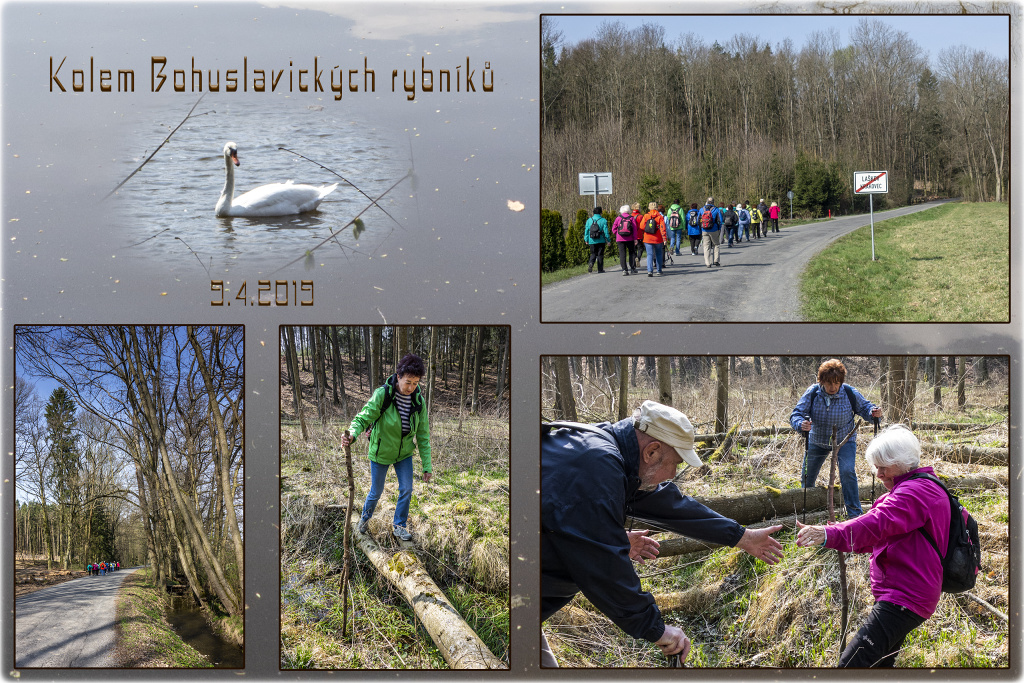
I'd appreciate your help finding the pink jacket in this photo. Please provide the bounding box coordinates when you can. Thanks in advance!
[769,205,780,219]
[612,214,638,242]
[824,466,955,618]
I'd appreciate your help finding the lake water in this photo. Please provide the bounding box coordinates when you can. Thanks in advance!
[108,97,407,273]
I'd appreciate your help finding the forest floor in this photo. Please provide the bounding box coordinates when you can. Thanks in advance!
[542,363,1009,668]
[280,365,510,669]
[14,556,87,597]
[801,202,1008,322]
[541,199,955,322]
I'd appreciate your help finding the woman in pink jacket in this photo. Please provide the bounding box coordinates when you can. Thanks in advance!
[797,424,954,667]
[768,201,781,232]
[611,204,639,276]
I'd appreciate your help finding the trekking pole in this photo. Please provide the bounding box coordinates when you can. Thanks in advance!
[871,416,880,505]
[801,422,810,524]
[339,430,356,639]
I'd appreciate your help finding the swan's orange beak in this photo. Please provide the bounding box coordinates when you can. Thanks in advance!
[230,150,240,166]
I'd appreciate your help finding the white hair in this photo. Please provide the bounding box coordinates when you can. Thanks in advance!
[865,424,921,472]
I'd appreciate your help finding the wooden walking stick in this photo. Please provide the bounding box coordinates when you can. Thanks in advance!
[828,422,860,657]
[339,430,357,638]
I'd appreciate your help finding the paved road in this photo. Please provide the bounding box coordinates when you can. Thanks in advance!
[16,567,140,667]
[542,199,954,322]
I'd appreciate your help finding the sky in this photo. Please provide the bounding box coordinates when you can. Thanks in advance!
[547,14,1010,65]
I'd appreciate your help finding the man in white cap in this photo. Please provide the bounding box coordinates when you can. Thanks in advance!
[540,401,784,667]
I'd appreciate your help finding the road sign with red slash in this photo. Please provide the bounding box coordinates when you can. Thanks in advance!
[854,171,888,194]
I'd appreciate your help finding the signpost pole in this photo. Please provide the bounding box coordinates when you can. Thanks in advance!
[869,194,876,261]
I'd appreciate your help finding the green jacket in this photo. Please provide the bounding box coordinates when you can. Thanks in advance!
[349,374,432,472]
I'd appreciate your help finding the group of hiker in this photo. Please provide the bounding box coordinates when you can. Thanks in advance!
[85,561,120,576]
[541,358,981,669]
[583,197,783,276]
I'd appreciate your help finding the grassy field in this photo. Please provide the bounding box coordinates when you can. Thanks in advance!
[113,570,212,668]
[280,392,510,669]
[542,358,1008,668]
[800,202,1008,322]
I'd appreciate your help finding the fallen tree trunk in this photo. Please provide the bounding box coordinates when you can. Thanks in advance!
[912,422,995,432]
[350,520,507,670]
[654,511,835,557]
[923,442,1007,466]
[630,473,1007,554]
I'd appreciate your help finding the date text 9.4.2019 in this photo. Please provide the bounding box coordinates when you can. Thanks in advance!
[211,280,313,306]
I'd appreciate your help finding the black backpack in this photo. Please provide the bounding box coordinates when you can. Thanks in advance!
[687,210,699,228]
[903,473,981,593]
[616,215,635,237]
[588,217,603,240]
[724,210,737,228]
[643,216,659,235]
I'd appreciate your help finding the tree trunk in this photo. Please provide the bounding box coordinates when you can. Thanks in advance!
[657,357,672,406]
[714,356,729,434]
[957,356,968,409]
[471,326,485,415]
[618,356,629,421]
[427,326,439,417]
[552,357,578,421]
[351,520,507,669]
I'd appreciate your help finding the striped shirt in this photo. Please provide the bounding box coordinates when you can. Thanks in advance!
[393,391,413,435]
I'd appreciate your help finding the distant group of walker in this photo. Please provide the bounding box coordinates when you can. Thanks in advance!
[583,197,783,276]
[85,561,120,576]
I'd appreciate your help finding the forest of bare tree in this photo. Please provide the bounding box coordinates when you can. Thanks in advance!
[542,18,1008,220]
[280,326,509,670]
[541,355,1007,667]
[14,326,245,629]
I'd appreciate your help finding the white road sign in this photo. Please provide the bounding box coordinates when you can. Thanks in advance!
[854,171,888,194]
[578,172,612,196]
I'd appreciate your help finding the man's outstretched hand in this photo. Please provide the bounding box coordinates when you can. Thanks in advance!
[627,530,660,564]
[735,525,784,564]
[655,625,691,659]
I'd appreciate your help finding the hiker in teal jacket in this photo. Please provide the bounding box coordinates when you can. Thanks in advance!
[341,353,433,542]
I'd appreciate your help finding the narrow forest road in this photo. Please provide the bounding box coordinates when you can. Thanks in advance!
[16,567,140,668]
[542,199,954,322]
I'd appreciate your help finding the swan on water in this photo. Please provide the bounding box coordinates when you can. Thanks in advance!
[215,142,338,217]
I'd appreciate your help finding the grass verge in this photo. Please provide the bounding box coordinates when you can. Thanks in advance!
[800,202,1008,322]
[113,569,211,668]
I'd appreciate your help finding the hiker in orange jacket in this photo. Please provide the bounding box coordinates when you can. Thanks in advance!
[638,202,668,277]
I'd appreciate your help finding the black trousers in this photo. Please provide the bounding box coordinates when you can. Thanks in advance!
[839,601,926,668]
[617,242,633,271]
[588,243,605,272]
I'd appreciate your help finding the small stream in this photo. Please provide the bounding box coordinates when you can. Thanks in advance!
[165,595,244,668]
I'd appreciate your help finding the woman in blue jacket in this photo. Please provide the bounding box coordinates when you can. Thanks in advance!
[685,203,701,255]
[583,206,611,274]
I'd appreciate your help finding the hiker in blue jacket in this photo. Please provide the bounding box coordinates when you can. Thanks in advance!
[685,203,701,256]
[541,401,784,667]
[790,358,883,518]
[738,203,752,242]
[583,206,611,274]
[696,198,722,268]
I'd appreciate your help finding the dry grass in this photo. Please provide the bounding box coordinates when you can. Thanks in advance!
[113,570,211,668]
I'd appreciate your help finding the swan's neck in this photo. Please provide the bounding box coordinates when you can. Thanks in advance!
[216,153,236,216]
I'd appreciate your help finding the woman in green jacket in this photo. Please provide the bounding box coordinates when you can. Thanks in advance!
[341,353,432,541]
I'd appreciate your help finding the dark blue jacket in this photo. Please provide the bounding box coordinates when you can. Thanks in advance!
[696,204,722,232]
[541,418,745,642]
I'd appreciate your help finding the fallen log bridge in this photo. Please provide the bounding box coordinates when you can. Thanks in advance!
[350,519,507,670]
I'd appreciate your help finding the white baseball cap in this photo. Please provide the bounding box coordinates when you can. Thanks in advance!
[634,400,703,467]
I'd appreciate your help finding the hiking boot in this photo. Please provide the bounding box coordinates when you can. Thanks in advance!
[358,518,370,534]
[714,262,721,267]
[622,270,629,276]
[647,272,653,278]
[393,525,412,542]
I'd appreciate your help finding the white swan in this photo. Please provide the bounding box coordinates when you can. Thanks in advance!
[215,142,338,217]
